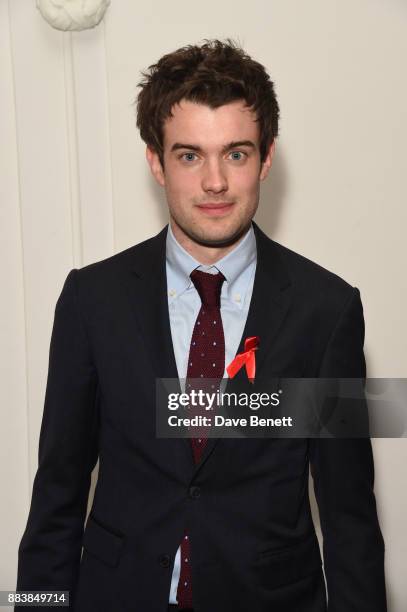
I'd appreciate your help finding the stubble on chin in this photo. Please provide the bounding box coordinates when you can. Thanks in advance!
[174,217,250,249]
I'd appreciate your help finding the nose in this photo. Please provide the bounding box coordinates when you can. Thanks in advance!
[201,159,228,194]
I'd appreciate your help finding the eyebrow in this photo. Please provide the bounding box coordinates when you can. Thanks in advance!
[170,140,256,154]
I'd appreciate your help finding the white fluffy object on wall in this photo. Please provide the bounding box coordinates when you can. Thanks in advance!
[36,0,111,32]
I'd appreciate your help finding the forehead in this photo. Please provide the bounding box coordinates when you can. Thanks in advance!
[162,99,260,148]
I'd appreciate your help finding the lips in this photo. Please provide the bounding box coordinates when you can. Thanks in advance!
[196,202,235,216]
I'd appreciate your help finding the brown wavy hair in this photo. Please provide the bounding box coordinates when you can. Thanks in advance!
[134,38,280,168]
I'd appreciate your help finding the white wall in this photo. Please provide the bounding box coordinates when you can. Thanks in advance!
[1,0,406,609]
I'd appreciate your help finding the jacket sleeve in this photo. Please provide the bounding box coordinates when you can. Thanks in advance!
[15,269,100,609]
[309,287,387,611]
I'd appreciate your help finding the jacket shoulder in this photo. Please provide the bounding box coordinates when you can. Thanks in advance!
[254,222,354,296]
[272,238,354,293]
[74,226,166,282]
[259,231,361,324]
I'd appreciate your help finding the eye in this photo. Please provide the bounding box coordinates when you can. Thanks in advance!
[228,151,246,161]
[180,152,198,162]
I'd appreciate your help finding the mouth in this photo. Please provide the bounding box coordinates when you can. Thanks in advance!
[196,202,235,216]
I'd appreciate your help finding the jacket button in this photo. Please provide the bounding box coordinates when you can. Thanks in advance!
[158,554,170,567]
[189,486,201,499]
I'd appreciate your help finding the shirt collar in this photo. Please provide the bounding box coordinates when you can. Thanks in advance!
[166,222,257,308]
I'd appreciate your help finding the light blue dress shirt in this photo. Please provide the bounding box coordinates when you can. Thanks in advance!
[165,221,257,604]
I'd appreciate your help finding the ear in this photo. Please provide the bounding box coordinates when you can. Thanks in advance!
[259,140,276,181]
[146,146,165,187]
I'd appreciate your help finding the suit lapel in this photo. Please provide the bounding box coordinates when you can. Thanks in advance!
[119,226,195,475]
[121,225,179,381]
[197,221,293,470]
[228,221,292,382]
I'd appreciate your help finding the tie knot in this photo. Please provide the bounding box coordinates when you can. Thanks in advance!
[190,269,225,308]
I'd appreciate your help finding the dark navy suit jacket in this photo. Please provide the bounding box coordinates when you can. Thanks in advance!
[16,221,387,611]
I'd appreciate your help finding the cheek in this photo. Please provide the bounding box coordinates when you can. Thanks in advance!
[228,161,259,186]
[232,171,259,197]
[166,168,199,199]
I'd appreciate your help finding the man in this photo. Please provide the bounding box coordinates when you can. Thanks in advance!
[16,39,386,611]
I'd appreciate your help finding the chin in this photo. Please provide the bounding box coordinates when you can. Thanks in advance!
[190,223,248,248]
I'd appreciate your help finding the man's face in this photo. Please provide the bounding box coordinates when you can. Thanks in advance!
[146,99,275,248]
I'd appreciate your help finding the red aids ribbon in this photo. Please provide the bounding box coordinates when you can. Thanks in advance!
[226,336,260,384]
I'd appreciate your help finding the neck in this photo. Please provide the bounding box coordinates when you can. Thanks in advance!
[170,220,250,265]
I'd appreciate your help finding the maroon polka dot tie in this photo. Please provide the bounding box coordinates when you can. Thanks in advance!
[176,269,225,609]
